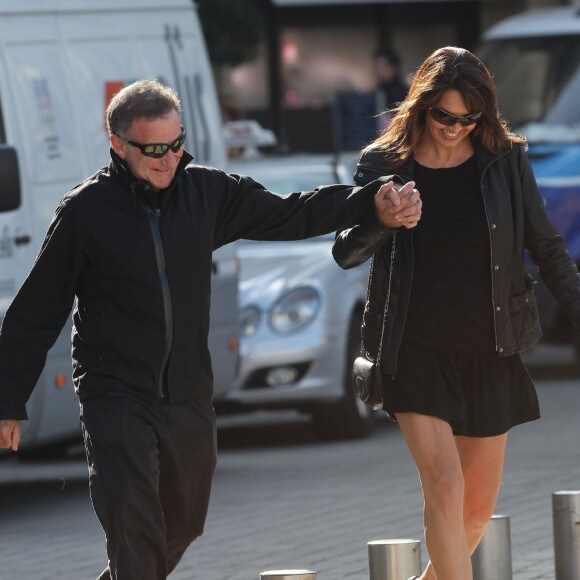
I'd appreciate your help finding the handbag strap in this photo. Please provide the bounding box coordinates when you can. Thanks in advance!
[363,232,396,365]
[376,233,396,365]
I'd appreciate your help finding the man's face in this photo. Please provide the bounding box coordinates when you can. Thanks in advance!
[111,109,184,191]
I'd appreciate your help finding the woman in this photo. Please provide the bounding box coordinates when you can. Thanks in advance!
[333,46,580,580]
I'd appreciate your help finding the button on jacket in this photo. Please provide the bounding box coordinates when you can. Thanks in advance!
[333,141,580,375]
[0,150,383,420]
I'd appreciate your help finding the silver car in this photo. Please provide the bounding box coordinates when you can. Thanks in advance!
[215,153,375,439]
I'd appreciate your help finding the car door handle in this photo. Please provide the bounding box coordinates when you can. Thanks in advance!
[212,261,218,274]
[14,234,31,246]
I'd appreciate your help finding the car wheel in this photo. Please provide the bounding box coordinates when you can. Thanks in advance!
[312,310,375,440]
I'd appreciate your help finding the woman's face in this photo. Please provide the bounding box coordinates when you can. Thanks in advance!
[424,89,478,151]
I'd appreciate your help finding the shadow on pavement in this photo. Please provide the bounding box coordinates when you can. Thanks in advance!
[0,479,88,515]
[217,413,319,450]
[216,411,392,451]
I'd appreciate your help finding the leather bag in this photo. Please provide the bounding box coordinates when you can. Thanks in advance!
[353,355,383,410]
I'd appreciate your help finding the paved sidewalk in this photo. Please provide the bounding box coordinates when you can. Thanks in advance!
[191,378,580,580]
[1,368,579,579]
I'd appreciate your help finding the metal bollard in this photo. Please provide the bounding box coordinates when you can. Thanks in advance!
[368,539,422,580]
[472,514,512,580]
[553,490,580,580]
[260,570,316,580]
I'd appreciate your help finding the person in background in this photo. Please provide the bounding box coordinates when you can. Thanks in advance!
[374,46,409,114]
[334,46,580,580]
[0,79,421,580]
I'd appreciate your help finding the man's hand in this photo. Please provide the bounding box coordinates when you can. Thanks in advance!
[0,419,21,451]
[374,180,422,230]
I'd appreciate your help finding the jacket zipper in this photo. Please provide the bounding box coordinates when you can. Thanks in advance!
[479,149,512,354]
[145,206,174,398]
[480,186,498,352]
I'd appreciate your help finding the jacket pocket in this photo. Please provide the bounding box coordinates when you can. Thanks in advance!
[509,276,540,338]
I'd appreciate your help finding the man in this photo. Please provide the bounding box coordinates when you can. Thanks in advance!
[0,80,420,580]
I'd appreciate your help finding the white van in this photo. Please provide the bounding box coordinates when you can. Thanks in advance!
[0,0,238,452]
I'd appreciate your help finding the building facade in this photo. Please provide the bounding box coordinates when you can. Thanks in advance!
[223,0,569,152]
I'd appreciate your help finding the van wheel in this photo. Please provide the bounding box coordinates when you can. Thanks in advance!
[312,311,374,440]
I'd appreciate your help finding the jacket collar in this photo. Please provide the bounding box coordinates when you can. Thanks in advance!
[360,137,512,178]
[472,139,514,174]
[108,147,194,198]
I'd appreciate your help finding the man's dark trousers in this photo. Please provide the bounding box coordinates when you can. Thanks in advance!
[80,393,217,580]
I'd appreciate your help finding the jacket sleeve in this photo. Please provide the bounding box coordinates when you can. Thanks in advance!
[520,146,580,327]
[211,170,390,249]
[0,202,84,420]
[332,155,404,270]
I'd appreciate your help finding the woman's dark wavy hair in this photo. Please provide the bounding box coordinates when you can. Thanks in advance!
[366,46,525,166]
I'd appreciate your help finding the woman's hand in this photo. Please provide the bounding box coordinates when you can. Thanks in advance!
[374,180,422,229]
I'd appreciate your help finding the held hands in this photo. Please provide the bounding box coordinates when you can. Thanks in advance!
[0,419,21,451]
[374,180,422,230]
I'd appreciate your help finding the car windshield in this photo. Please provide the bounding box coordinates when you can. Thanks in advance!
[479,35,580,142]
[238,169,339,244]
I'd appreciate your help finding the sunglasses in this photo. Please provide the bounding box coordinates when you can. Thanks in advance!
[429,108,483,127]
[126,127,187,158]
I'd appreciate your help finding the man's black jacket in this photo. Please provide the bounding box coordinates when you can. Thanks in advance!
[0,150,383,420]
[333,142,580,377]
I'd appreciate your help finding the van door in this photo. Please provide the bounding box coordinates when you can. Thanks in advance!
[0,2,238,451]
[0,137,44,446]
[0,101,33,326]
[0,34,86,443]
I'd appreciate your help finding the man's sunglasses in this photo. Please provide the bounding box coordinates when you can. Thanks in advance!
[429,108,483,127]
[126,127,187,158]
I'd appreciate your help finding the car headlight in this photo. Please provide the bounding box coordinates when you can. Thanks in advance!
[270,287,320,334]
[240,306,261,337]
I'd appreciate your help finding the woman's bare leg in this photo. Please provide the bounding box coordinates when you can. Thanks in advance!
[456,433,507,552]
[398,413,508,580]
[397,413,471,580]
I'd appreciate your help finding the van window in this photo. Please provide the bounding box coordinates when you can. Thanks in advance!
[480,36,580,142]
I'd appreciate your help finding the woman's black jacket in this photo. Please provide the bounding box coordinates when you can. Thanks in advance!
[333,142,580,376]
[0,150,385,420]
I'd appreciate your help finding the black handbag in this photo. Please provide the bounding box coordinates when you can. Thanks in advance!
[352,234,397,410]
[353,355,383,410]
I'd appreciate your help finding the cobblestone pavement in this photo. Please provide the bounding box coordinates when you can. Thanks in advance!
[0,352,579,580]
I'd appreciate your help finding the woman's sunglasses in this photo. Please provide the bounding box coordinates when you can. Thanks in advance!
[429,108,483,127]
[126,127,187,158]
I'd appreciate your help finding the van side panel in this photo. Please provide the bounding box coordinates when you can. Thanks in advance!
[0,1,236,447]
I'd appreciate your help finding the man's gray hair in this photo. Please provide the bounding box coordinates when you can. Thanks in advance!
[106,79,181,138]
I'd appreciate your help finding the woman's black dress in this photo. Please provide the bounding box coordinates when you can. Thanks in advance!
[384,156,540,436]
